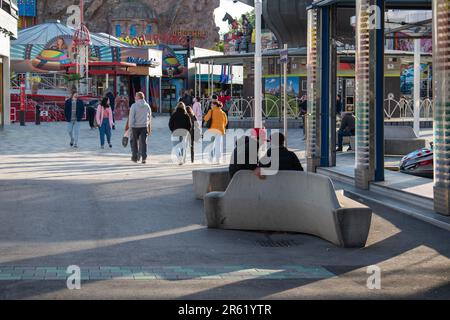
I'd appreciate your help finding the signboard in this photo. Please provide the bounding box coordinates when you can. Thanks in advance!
[118,32,203,47]
[280,49,289,64]
[20,77,26,112]
[121,48,163,77]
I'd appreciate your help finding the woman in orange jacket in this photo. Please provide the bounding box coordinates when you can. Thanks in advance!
[203,101,228,164]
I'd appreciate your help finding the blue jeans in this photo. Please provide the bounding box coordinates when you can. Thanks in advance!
[67,121,80,145]
[338,129,354,149]
[99,118,112,146]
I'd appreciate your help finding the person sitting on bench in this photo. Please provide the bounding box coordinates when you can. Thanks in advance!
[229,135,259,179]
[255,132,304,179]
[337,112,355,152]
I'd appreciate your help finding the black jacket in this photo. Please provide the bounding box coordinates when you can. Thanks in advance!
[259,147,304,172]
[169,109,192,133]
[340,113,355,135]
[179,94,193,107]
[229,137,258,179]
[64,99,85,122]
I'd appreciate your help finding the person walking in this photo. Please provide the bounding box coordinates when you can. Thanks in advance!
[186,106,200,164]
[96,97,114,149]
[105,88,116,130]
[179,90,194,107]
[169,102,192,165]
[129,92,152,164]
[192,97,203,127]
[64,91,85,148]
[299,95,308,140]
[336,112,356,152]
[203,100,228,164]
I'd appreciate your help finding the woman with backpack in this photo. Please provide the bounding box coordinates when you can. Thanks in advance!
[169,102,193,165]
[186,106,201,164]
[203,101,228,164]
[96,97,114,149]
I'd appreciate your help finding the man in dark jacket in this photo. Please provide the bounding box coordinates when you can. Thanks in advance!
[229,135,259,179]
[257,132,304,175]
[169,102,193,165]
[64,91,85,148]
[179,90,194,107]
[337,112,356,152]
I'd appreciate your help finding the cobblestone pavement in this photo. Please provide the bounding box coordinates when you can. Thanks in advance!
[0,118,449,299]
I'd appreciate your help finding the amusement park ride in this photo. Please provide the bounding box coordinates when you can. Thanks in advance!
[71,0,91,96]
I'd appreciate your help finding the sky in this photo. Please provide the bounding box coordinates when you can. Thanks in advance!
[214,0,253,35]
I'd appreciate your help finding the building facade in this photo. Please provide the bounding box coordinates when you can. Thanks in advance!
[0,0,19,127]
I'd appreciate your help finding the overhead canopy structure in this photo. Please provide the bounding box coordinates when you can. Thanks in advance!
[9,21,163,76]
[11,22,132,47]
[311,0,432,8]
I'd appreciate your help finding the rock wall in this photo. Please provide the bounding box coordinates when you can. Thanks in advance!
[36,0,221,48]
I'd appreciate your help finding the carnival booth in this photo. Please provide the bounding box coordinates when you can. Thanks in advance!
[10,22,162,123]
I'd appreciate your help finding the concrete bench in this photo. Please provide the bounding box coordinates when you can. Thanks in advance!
[192,168,231,200]
[384,126,426,155]
[348,127,426,155]
[204,171,372,248]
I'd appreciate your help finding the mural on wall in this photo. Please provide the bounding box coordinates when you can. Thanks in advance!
[400,63,432,95]
[264,77,300,99]
[393,32,433,53]
[158,44,187,78]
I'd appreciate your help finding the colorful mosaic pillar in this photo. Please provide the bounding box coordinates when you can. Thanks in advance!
[354,0,374,190]
[433,0,450,216]
[306,8,321,172]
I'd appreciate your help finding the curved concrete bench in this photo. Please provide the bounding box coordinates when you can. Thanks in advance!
[204,171,372,248]
[193,168,231,200]
[349,127,426,155]
[385,126,426,155]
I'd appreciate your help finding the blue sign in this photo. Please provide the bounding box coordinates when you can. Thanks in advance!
[126,56,159,67]
[18,0,37,17]
[280,49,288,64]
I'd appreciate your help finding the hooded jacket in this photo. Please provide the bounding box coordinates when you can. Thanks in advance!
[129,99,152,129]
[203,106,228,135]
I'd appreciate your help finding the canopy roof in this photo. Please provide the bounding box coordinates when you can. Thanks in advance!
[11,22,133,47]
[311,0,432,9]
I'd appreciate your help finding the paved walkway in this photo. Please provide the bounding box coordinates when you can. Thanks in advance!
[0,118,449,299]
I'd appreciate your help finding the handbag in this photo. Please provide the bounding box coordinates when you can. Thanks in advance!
[94,106,102,129]
[204,110,213,129]
[122,129,130,148]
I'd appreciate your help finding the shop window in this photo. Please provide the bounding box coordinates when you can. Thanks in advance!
[130,25,137,37]
[115,24,121,37]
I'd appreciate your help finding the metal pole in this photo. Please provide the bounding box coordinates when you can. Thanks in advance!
[159,76,162,113]
[283,44,288,146]
[414,38,421,136]
[194,63,198,98]
[254,0,263,128]
[230,64,233,97]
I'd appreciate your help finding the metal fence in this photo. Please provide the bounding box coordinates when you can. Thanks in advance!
[199,96,434,121]
[384,97,433,120]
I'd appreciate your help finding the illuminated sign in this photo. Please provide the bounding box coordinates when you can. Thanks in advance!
[126,56,160,67]
[118,31,207,47]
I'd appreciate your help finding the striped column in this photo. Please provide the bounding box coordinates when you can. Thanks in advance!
[433,0,450,215]
[306,8,321,172]
[354,0,372,189]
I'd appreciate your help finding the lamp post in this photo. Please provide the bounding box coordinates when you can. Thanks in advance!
[254,0,263,129]
[168,67,174,115]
